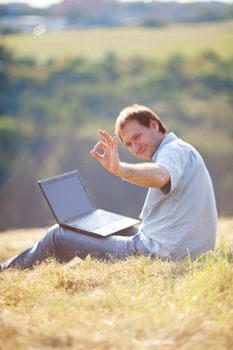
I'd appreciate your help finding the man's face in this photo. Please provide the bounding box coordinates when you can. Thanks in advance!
[119,119,163,161]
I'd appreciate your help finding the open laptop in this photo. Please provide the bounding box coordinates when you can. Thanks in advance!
[38,169,139,237]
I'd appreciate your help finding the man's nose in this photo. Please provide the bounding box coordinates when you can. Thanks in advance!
[131,142,140,154]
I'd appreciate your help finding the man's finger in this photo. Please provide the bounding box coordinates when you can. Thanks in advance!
[113,136,118,151]
[98,129,114,146]
[90,149,103,161]
[93,140,108,152]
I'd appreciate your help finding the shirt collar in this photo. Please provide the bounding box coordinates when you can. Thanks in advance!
[152,132,177,161]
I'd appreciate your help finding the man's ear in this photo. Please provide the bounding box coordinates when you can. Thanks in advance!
[150,119,159,131]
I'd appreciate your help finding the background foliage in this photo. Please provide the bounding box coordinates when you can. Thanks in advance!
[0,22,232,229]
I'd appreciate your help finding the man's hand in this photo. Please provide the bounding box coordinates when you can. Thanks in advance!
[90,129,121,175]
[90,129,170,189]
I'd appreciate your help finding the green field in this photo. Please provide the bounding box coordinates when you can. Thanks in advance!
[1,21,233,62]
[0,218,233,349]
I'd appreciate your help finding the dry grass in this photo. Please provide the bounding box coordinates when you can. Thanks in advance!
[0,218,233,350]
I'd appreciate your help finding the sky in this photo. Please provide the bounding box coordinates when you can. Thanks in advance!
[0,0,232,8]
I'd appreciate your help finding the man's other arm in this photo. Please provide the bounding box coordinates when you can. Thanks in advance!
[116,162,169,188]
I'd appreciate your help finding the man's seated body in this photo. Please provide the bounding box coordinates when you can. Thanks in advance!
[0,104,217,271]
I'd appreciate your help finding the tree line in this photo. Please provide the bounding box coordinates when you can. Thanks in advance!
[0,45,232,228]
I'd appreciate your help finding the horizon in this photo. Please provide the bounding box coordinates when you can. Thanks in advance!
[0,0,232,9]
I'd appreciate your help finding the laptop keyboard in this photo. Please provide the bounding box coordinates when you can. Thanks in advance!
[69,210,119,230]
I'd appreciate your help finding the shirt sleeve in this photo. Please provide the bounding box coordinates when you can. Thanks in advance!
[154,144,186,193]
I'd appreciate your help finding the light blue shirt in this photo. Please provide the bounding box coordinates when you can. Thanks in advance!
[139,132,218,260]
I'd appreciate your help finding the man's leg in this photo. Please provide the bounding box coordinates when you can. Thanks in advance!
[0,224,151,270]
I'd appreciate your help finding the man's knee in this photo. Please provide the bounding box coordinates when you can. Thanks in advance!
[46,224,66,246]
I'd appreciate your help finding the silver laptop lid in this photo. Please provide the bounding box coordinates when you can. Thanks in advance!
[38,170,95,224]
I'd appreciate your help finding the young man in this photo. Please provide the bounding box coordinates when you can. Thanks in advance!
[0,104,217,270]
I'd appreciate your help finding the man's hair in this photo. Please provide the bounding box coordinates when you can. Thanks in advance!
[115,104,167,141]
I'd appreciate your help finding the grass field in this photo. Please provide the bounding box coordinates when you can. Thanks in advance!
[0,218,233,350]
[1,21,233,63]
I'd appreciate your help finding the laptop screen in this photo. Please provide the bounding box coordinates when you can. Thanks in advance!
[39,170,95,223]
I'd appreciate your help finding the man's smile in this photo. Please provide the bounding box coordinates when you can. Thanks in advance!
[136,146,147,157]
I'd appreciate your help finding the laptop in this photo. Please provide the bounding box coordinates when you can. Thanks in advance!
[38,169,140,237]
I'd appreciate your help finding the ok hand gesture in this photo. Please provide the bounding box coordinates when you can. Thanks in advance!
[90,129,121,175]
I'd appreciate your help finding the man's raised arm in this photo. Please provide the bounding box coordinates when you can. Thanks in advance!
[90,129,170,189]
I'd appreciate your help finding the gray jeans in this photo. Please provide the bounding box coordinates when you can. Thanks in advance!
[1,224,152,270]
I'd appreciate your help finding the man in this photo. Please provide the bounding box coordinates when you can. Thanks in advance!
[0,104,217,270]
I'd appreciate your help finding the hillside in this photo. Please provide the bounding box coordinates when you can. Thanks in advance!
[2,21,233,62]
[0,0,232,31]
[0,218,233,350]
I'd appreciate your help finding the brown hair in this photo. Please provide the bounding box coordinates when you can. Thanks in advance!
[115,104,167,141]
